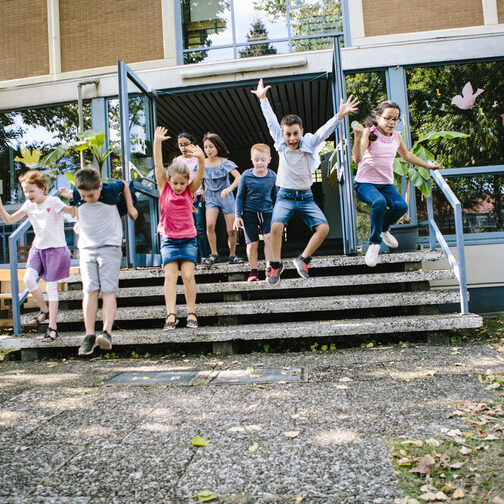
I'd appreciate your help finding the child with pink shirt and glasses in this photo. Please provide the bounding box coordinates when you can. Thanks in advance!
[352,100,439,267]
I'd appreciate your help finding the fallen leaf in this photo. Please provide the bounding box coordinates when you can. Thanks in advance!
[460,446,472,455]
[293,497,304,503]
[420,484,438,493]
[192,435,210,447]
[196,490,217,502]
[440,482,456,493]
[401,439,423,447]
[335,384,350,390]
[462,432,475,438]
[284,431,300,439]
[398,457,411,466]
[453,362,464,367]
[409,455,434,475]
[452,488,465,499]
[426,438,441,447]
[339,377,352,382]
[450,462,465,469]
[492,497,504,504]
[419,492,438,502]
[248,444,258,453]
[486,382,500,390]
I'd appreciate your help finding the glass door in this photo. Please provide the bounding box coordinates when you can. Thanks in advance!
[118,61,160,267]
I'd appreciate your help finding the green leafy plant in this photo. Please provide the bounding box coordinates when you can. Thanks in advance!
[41,129,118,178]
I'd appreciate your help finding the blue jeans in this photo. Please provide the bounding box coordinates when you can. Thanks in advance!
[272,188,328,229]
[355,182,408,244]
[193,195,209,259]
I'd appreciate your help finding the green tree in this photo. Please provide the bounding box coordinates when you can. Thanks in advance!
[239,18,278,58]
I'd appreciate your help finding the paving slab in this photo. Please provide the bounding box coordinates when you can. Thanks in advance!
[0,342,503,503]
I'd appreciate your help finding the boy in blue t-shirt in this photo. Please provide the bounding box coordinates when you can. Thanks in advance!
[234,143,277,281]
[61,168,137,356]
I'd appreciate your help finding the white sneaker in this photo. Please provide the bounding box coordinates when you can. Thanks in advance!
[380,231,398,249]
[365,244,380,267]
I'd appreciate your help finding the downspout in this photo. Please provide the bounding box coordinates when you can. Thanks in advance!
[77,79,100,169]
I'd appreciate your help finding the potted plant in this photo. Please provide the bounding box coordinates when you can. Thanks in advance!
[390,129,470,251]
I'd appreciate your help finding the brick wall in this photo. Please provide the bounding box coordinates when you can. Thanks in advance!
[362,0,484,37]
[497,0,504,23]
[0,0,49,81]
[59,0,164,72]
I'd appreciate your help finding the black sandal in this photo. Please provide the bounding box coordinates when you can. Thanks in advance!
[29,310,48,325]
[163,313,179,331]
[203,254,219,266]
[228,255,245,264]
[41,327,58,342]
[186,312,198,329]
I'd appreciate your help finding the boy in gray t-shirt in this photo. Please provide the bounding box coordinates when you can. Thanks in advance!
[62,168,137,356]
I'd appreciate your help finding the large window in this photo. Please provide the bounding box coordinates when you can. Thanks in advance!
[180,0,342,64]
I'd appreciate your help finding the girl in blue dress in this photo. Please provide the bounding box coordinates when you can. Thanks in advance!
[202,132,244,265]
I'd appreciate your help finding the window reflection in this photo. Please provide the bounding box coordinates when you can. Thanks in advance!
[235,0,287,44]
[417,175,504,235]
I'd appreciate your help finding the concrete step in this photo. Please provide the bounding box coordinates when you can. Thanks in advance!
[56,269,455,301]
[25,289,461,325]
[64,250,445,284]
[1,313,483,349]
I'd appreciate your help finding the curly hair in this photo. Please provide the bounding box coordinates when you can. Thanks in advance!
[18,170,49,194]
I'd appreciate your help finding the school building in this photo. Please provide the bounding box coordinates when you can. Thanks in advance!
[1,0,503,312]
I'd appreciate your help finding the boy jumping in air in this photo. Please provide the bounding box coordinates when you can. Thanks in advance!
[252,79,359,284]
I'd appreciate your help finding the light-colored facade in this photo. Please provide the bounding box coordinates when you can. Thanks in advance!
[1,0,503,312]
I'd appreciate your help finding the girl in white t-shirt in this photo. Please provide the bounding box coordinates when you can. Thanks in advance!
[0,171,75,342]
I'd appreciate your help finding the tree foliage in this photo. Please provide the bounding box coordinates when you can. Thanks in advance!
[239,18,277,58]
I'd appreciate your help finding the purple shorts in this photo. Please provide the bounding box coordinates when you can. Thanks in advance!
[26,246,71,282]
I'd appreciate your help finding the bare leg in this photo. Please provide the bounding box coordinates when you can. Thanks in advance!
[31,288,48,315]
[180,261,196,315]
[301,223,329,258]
[82,290,99,335]
[270,222,284,262]
[101,292,117,334]
[247,241,259,270]
[263,233,272,268]
[205,208,220,256]
[48,300,58,330]
[224,213,237,256]
[163,261,179,321]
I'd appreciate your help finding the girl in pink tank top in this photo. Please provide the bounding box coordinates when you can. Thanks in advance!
[154,126,205,331]
[352,101,439,267]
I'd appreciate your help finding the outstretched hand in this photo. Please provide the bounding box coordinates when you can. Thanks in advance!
[251,78,271,100]
[427,161,440,171]
[186,144,204,160]
[154,126,171,143]
[338,94,360,119]
[59,187,73,200]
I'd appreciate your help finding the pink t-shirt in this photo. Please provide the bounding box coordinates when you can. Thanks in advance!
[354,126,401,185]
[176,155,203,196]
[157,184,197,239]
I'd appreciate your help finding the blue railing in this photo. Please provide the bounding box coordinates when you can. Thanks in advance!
[9,216,33,336]
[427,170,469,314]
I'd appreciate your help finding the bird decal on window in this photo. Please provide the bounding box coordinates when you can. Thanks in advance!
[451,82,484,110]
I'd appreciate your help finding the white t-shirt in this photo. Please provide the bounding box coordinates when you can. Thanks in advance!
[77,201,123,249]
[20,196,67,249]
[277,149,312,190]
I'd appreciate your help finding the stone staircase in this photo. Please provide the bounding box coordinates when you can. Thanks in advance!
[0,249,483,358]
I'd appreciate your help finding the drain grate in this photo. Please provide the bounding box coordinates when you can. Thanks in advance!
[107,370,198,385]
[106,368,304,386]
[212,367,304,384]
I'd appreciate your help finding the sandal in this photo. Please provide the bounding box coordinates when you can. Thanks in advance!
[163,313,179,331]
[228,255,245,264]
[186,312,198,329]
[203,253,219,266]
[41,327,58,342]
[29,310,48,325]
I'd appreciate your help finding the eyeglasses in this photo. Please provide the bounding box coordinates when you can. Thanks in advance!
[379,115,401,122]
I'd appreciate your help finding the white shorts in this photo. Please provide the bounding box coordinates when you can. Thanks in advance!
[79,246,122,293]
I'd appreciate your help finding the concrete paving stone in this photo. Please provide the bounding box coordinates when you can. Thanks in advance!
[173,439,401,502]
[433,374,498,402]
[0,443,81,497]
[0,498,91,504]
[31,443,194,503]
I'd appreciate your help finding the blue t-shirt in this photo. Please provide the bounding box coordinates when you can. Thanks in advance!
[235,169,277,217]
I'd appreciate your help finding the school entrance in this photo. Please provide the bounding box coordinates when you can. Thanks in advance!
[118,40,356,267]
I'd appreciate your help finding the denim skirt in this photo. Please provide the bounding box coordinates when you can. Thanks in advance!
[160,236,198,266]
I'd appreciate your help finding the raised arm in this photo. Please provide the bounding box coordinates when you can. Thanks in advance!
[251,79,283,147]
[352,123,370,163]
[0,196,26,225]
[188,145,206,196]
[312,95,360,146]
[154,126,170,191]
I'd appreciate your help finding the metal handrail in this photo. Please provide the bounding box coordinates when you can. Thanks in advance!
[427,170,469,314]
[9,216,33,336]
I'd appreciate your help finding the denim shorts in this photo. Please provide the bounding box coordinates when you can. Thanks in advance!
[205,189,236,214]
[79,246,122,293]
[161,236,198,266]
[272,188,328,229]
[242,211,272,243]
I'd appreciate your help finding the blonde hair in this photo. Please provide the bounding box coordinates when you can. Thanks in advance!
[18,170,49,194]
[251,143,271,156]
[167,161,190,180]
